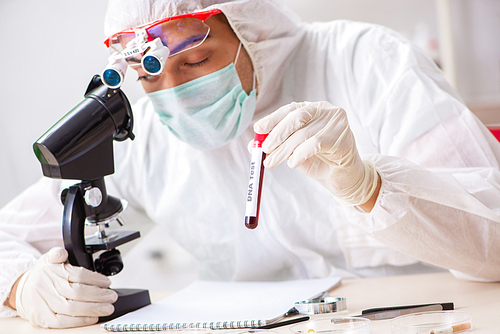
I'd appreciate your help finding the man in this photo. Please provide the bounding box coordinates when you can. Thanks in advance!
[2,0,500,328]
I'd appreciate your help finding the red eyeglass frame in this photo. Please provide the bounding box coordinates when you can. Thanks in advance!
[104,8,223,48]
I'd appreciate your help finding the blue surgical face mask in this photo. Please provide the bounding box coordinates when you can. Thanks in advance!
[147,50,256,150]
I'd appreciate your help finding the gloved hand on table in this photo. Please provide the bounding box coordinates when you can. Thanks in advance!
[13,247,118,328]
[254,101,379,208]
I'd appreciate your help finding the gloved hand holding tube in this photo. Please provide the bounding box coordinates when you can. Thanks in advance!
[9,247,118,328]
[254,101,380,209]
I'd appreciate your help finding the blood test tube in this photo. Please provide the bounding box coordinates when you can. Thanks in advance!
[245,133,268,229]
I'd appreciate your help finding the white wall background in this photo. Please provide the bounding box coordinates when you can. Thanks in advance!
[1,0,499,289]
[0,1,146,209]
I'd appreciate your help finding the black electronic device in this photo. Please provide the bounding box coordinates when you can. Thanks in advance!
[33,75,150,322]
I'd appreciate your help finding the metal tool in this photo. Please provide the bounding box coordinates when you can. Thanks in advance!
[294,297,348,315]
[259,295,347,330]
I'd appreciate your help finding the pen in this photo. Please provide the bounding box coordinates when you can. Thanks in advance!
[356,302,454,320]
[257,316,310,329]
[361,302,454,315]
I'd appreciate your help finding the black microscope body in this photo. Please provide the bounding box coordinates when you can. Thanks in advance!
[33,75,150,322]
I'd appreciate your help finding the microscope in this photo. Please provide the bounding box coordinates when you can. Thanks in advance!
[33,75,150,322]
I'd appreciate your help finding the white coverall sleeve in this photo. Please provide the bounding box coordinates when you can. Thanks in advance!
[343,59,500,281]
[0,177,65,317]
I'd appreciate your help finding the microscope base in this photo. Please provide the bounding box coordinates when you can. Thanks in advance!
[98,288,151,323]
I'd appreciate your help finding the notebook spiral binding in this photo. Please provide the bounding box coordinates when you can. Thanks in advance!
[102,319,265,332]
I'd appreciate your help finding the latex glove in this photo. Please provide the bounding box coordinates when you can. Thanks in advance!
[254,101,378,206]
[15,247,118,328]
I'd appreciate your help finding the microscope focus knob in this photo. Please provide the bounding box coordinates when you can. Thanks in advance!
[60,188,69,206]
[84,187,103,207]
[95,249,124,276]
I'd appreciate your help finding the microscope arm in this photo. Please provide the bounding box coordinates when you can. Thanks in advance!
[62,185,94,270]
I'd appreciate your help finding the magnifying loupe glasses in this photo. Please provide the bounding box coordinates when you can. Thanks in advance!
[102,8,222,88]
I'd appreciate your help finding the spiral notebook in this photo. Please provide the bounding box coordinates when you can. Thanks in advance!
[101,277,341,332]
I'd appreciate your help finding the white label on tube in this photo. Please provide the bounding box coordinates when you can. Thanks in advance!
[245,146,263,217]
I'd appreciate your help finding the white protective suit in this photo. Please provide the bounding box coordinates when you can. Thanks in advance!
[2,0,500,318]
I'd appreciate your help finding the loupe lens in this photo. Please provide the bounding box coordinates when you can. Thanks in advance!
[103,69,122,87]
[142,55,162,74]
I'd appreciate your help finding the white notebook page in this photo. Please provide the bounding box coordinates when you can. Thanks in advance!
[102,277,341,330]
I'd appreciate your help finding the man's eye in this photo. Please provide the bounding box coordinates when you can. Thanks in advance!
[185,58,209,68]
[137,74,154,82]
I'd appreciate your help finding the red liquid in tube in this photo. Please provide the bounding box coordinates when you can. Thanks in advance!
[245,133,268,229]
